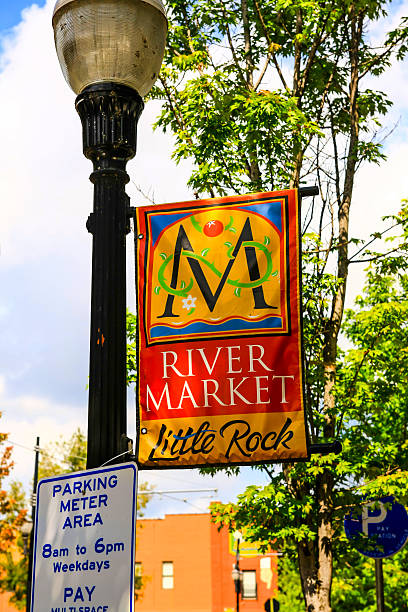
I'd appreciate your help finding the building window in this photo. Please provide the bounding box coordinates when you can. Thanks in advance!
[135,562,143,593]
[162,561,174,589]
[135,562,142,577]
[242,570,257,599]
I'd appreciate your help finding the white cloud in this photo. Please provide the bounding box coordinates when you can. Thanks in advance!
[0,2,193,269]
[0,373,86,490]
[0,0,193,505]
[346,137,408,307]
[2,415,87,491]
[0,0,408,517]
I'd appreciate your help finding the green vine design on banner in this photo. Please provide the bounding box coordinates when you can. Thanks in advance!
[190,216,203,233]
[157,241,277,297]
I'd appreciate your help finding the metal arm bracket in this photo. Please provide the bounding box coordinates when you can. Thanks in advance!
[299,185,319,198]
[309,441,342,455]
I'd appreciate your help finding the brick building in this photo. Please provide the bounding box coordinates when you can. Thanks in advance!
[135,512,278,612]
[0,593,16,612]
[0,512,278,612]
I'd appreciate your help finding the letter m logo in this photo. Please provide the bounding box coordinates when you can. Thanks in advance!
[159,217,275,318]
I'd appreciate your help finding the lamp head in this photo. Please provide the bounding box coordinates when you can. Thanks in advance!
[233,530,243,542]
[21,517,33,537]
[52,0,167,96]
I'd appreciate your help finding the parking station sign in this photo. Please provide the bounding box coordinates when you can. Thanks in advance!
[135,189,308,468]
[344,496,408,558]
[31,463,137,612]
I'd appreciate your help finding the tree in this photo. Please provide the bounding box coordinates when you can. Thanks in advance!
[0,431,89,611]
[331,546,408,611]
[330,243,408,611]
[275,555,303,612]
[212,218,408,609]
[0,443,30,610]
[0,482,29,611]
[139,1,408,609]
[38,428,87,480]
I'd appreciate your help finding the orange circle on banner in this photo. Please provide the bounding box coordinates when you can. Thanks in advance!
[204,220,224,237]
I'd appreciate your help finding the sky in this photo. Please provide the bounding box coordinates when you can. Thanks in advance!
[0,0,408,518]
[0,1,45,32]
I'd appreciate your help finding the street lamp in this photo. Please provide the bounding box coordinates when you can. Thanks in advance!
[232,531,243,612]
[21,518,33,557]
[52,0,167,468]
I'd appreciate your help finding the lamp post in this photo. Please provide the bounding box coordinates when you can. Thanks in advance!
[21,518,33,557]
[232,531,243,612]
[52,0,167,468]
[26,436,40,612]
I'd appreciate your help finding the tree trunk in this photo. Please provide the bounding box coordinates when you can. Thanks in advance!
[297,6,363,611]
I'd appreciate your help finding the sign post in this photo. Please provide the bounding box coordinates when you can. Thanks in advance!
[30,463,137,612]
[344,496,408,612]
[375,558,385,612]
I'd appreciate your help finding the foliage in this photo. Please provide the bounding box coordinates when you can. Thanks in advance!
[276,555,303,612]
[336,235,408,508]
[147,0,408,609]
[211,209,408,608]
[152,0,407,197]
[127,310,138,386]
[38,428,87,480]
[332,546,408,611]
[0,446,29,610]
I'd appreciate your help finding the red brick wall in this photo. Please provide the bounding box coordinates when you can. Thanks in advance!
[0,591,18,612]
[135,513,212,612]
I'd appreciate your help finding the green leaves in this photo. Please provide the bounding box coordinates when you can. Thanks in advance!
[146,0,408,606]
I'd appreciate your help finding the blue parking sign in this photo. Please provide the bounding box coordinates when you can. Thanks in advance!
[344,496,408,558]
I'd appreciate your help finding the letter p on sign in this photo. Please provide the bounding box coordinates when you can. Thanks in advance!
[362,502,387,535]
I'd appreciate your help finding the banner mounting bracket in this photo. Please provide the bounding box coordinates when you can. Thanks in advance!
[299,186,319,198]
[309,441,342,455]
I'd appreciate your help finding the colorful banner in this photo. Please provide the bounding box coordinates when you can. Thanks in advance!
[135,190,308,468]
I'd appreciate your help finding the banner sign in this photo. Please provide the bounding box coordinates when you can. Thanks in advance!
[135,189,308,468]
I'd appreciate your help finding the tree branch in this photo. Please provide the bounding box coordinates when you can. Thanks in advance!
[252,0,290,91]
[220,1,247,86]
[359,31,408,80]
[241,0,254,89]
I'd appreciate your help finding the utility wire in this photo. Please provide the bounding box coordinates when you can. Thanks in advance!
[142,488,218,495]
[4,439,87,463]
[154,492,208,512]
[5,440,218,490]
[5,441,220,506]
[6,439,213,489]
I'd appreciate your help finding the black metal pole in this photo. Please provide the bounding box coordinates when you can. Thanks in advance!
[75,83,144,469]
[26,436,40,612]
[235,540,240,612]
[375,558,385,612]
